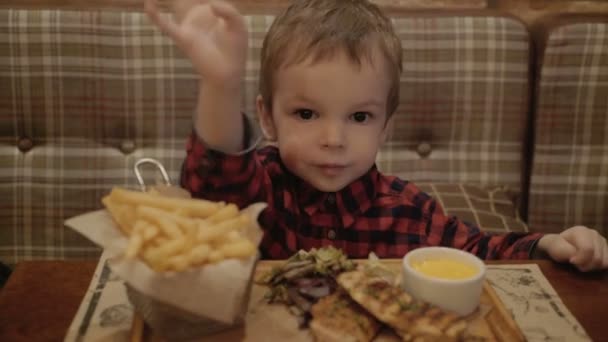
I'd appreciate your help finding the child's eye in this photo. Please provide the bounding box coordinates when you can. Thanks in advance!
[294,109,316,121]
[351,112,372,123]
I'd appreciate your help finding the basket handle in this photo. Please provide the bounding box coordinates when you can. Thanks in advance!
[133,158,171,192]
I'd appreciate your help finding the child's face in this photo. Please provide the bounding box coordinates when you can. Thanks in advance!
[257,51,392,192]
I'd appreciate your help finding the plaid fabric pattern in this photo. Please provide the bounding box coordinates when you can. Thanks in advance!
[528,23,608,237]
[183,135,541,260]
[0,10,530,264]
[0,10,200,264]
[417,183,529,233]
[380,16,530,195]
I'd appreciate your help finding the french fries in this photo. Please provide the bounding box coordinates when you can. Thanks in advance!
[102,187,257,272]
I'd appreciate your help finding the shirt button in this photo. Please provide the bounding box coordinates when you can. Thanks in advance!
[327,230,336,240]
[417,141,432,158]
[325,194,336,206]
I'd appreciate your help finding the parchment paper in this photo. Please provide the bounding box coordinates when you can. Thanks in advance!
[66,259,591,341]
[65,202,266,325]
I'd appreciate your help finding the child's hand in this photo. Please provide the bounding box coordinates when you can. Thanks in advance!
[144,0,248,88]
[537,226,608,272]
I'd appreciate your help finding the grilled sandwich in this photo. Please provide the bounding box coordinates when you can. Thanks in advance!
[337,269,468,341]
[310,290,382,342]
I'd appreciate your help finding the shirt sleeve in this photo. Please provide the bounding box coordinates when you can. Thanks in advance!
[422,194,544,260]
[179,115,269,209]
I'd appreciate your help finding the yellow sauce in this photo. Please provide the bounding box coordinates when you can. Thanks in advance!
[411,258,478,280]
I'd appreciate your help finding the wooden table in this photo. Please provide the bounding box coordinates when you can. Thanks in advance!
[0,260,606,341]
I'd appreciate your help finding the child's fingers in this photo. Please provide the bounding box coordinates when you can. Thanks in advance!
[569,249,593,271]
[599,235,608,269]
[173,0,206,22]
[587,234,606,270]
[144,0,184,45]
[567,230,597,271]
[210,0,245,31]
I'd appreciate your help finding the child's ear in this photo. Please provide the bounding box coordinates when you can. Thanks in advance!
[256,95,277,141]
[380,115,394,143]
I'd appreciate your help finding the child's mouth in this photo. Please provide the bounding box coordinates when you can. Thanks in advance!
[315,164,347,176]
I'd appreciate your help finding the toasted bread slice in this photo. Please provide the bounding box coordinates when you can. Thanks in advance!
[337,270,467,341]
[310,290,381,342]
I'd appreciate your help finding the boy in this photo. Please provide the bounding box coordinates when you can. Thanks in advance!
[145,0,607,271]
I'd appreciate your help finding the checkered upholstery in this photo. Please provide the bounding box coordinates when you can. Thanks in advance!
[418,183,529,234]
[528,23,608,237]
[380,16,531,196]
[0,10,531,264]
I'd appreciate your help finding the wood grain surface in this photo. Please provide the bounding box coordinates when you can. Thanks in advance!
[1,259,605,341]
[135,259,524,341]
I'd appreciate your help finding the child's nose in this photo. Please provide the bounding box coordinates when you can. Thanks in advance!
[320,121,345,149]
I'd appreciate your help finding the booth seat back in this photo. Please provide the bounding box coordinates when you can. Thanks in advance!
[529,22,608,237]
[0,9,531,264]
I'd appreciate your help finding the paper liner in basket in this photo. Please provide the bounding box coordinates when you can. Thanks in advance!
[65,202,267,324]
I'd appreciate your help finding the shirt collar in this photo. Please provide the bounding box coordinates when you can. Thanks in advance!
[296,166,379,227]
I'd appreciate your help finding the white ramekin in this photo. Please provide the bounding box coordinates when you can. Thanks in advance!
[401,247,486,316]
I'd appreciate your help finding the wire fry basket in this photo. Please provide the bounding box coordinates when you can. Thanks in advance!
[134,158,172,192]
[125,158,253,341]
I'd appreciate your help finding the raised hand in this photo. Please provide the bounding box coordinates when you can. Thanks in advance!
[144,0,248,89]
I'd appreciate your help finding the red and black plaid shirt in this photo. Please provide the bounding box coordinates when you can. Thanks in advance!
[181,132,542,260]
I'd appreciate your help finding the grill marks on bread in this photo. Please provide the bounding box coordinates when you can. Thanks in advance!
[310,290,382,342]
[336,269,468,341]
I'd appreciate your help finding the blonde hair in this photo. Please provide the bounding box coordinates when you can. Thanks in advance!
[259,0,403,117]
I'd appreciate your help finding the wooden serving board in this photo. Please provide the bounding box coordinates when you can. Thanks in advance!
[131,260,524,342]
